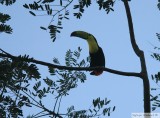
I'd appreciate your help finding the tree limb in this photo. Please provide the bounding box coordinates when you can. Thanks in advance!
[123,0,150,113]
[0,52,141,78]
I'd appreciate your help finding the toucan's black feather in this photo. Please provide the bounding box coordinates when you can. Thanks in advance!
[90,47,105,75]
[90,47,105,67]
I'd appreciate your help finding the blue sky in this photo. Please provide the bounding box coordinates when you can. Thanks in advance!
[1,0,160,117]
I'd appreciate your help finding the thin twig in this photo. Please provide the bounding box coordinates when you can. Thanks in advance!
[0,85,6,99]
[49,0,73,25]
[57,96,62,114]
[53,97,59,112]
[32,110,46,117]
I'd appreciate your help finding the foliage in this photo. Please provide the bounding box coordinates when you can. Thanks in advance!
[151,34,160,62]
[151,94,160,111]
[150,2,160,108]
[151,72,160,84]
[157,0,160,10]
[73,0,115,18]
[48,47,89,97]
[0,0,16,6]
[150,33,160,111]
[73,0,91,19]
[23,0,71,42]
[0,0,116,117]
[67,97,115,117]
[97,0,115,14]
[0,57,40,118]
[151,71,160,111]
[151,33,160,65]
[22,0,114,42]
[0,12,11,23]
[0,12,12,34]
[0,47,115,117]
[1,0,114,40]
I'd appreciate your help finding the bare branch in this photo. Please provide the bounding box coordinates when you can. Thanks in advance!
[0,52,141,78]
[123,0,150,113]
[123,0,142,57]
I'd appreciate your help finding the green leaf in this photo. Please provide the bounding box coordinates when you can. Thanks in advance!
[40,26,47,30]
[48,67,56,75]
[74,12,82,19]
[112,106,116,111]
[33,81,41,91]
[43,77,54,87]
[29,11,36,16]
[56,29,60,33]
[42,0,55,4]
[45,4,50,10]
[0,12,11,23]
[105,100,111,105]
[53,58,60,64]
[64,16,69,20]
[1,0,16,6]
[0,24,13,34]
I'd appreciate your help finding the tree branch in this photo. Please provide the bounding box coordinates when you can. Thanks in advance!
[22,90,63,118]
[123,0,150,113]
[0,52,141,78]
[123,0,142,57]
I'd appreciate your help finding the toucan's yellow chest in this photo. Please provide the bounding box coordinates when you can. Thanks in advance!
[87,36,99,53]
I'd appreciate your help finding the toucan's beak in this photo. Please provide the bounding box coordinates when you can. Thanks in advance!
[70,31,89,40]
[70,31,77,37]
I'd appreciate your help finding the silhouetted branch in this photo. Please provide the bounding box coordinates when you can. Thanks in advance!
[22,90,63,118]
[123,0,150,113]
[0,52,141,78]
[49,0,73,25]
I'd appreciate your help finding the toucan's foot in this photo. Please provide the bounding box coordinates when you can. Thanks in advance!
[90,71,103,76]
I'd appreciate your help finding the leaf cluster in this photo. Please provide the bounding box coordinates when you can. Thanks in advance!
[151,53,160,61]
[151,72,160,84]
[24,0,115,42]
[151,94,160,111]
[158,0,160,10]
[23,0,70,42]
[150,33,160,112]
[73,0,114,19]
[97,0,115,14]
[48,47,89,97]
[48,47,114,117]
[67,97,115,117]
[0,0,16,6]
[151,33,160,83]
[0,46,115,117]
[0,12,12,34]
[23,2,53,16]
[0,56,40,118]
[73,0,91,19]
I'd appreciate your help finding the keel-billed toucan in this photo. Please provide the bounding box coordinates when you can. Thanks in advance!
[70,31,105,76]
